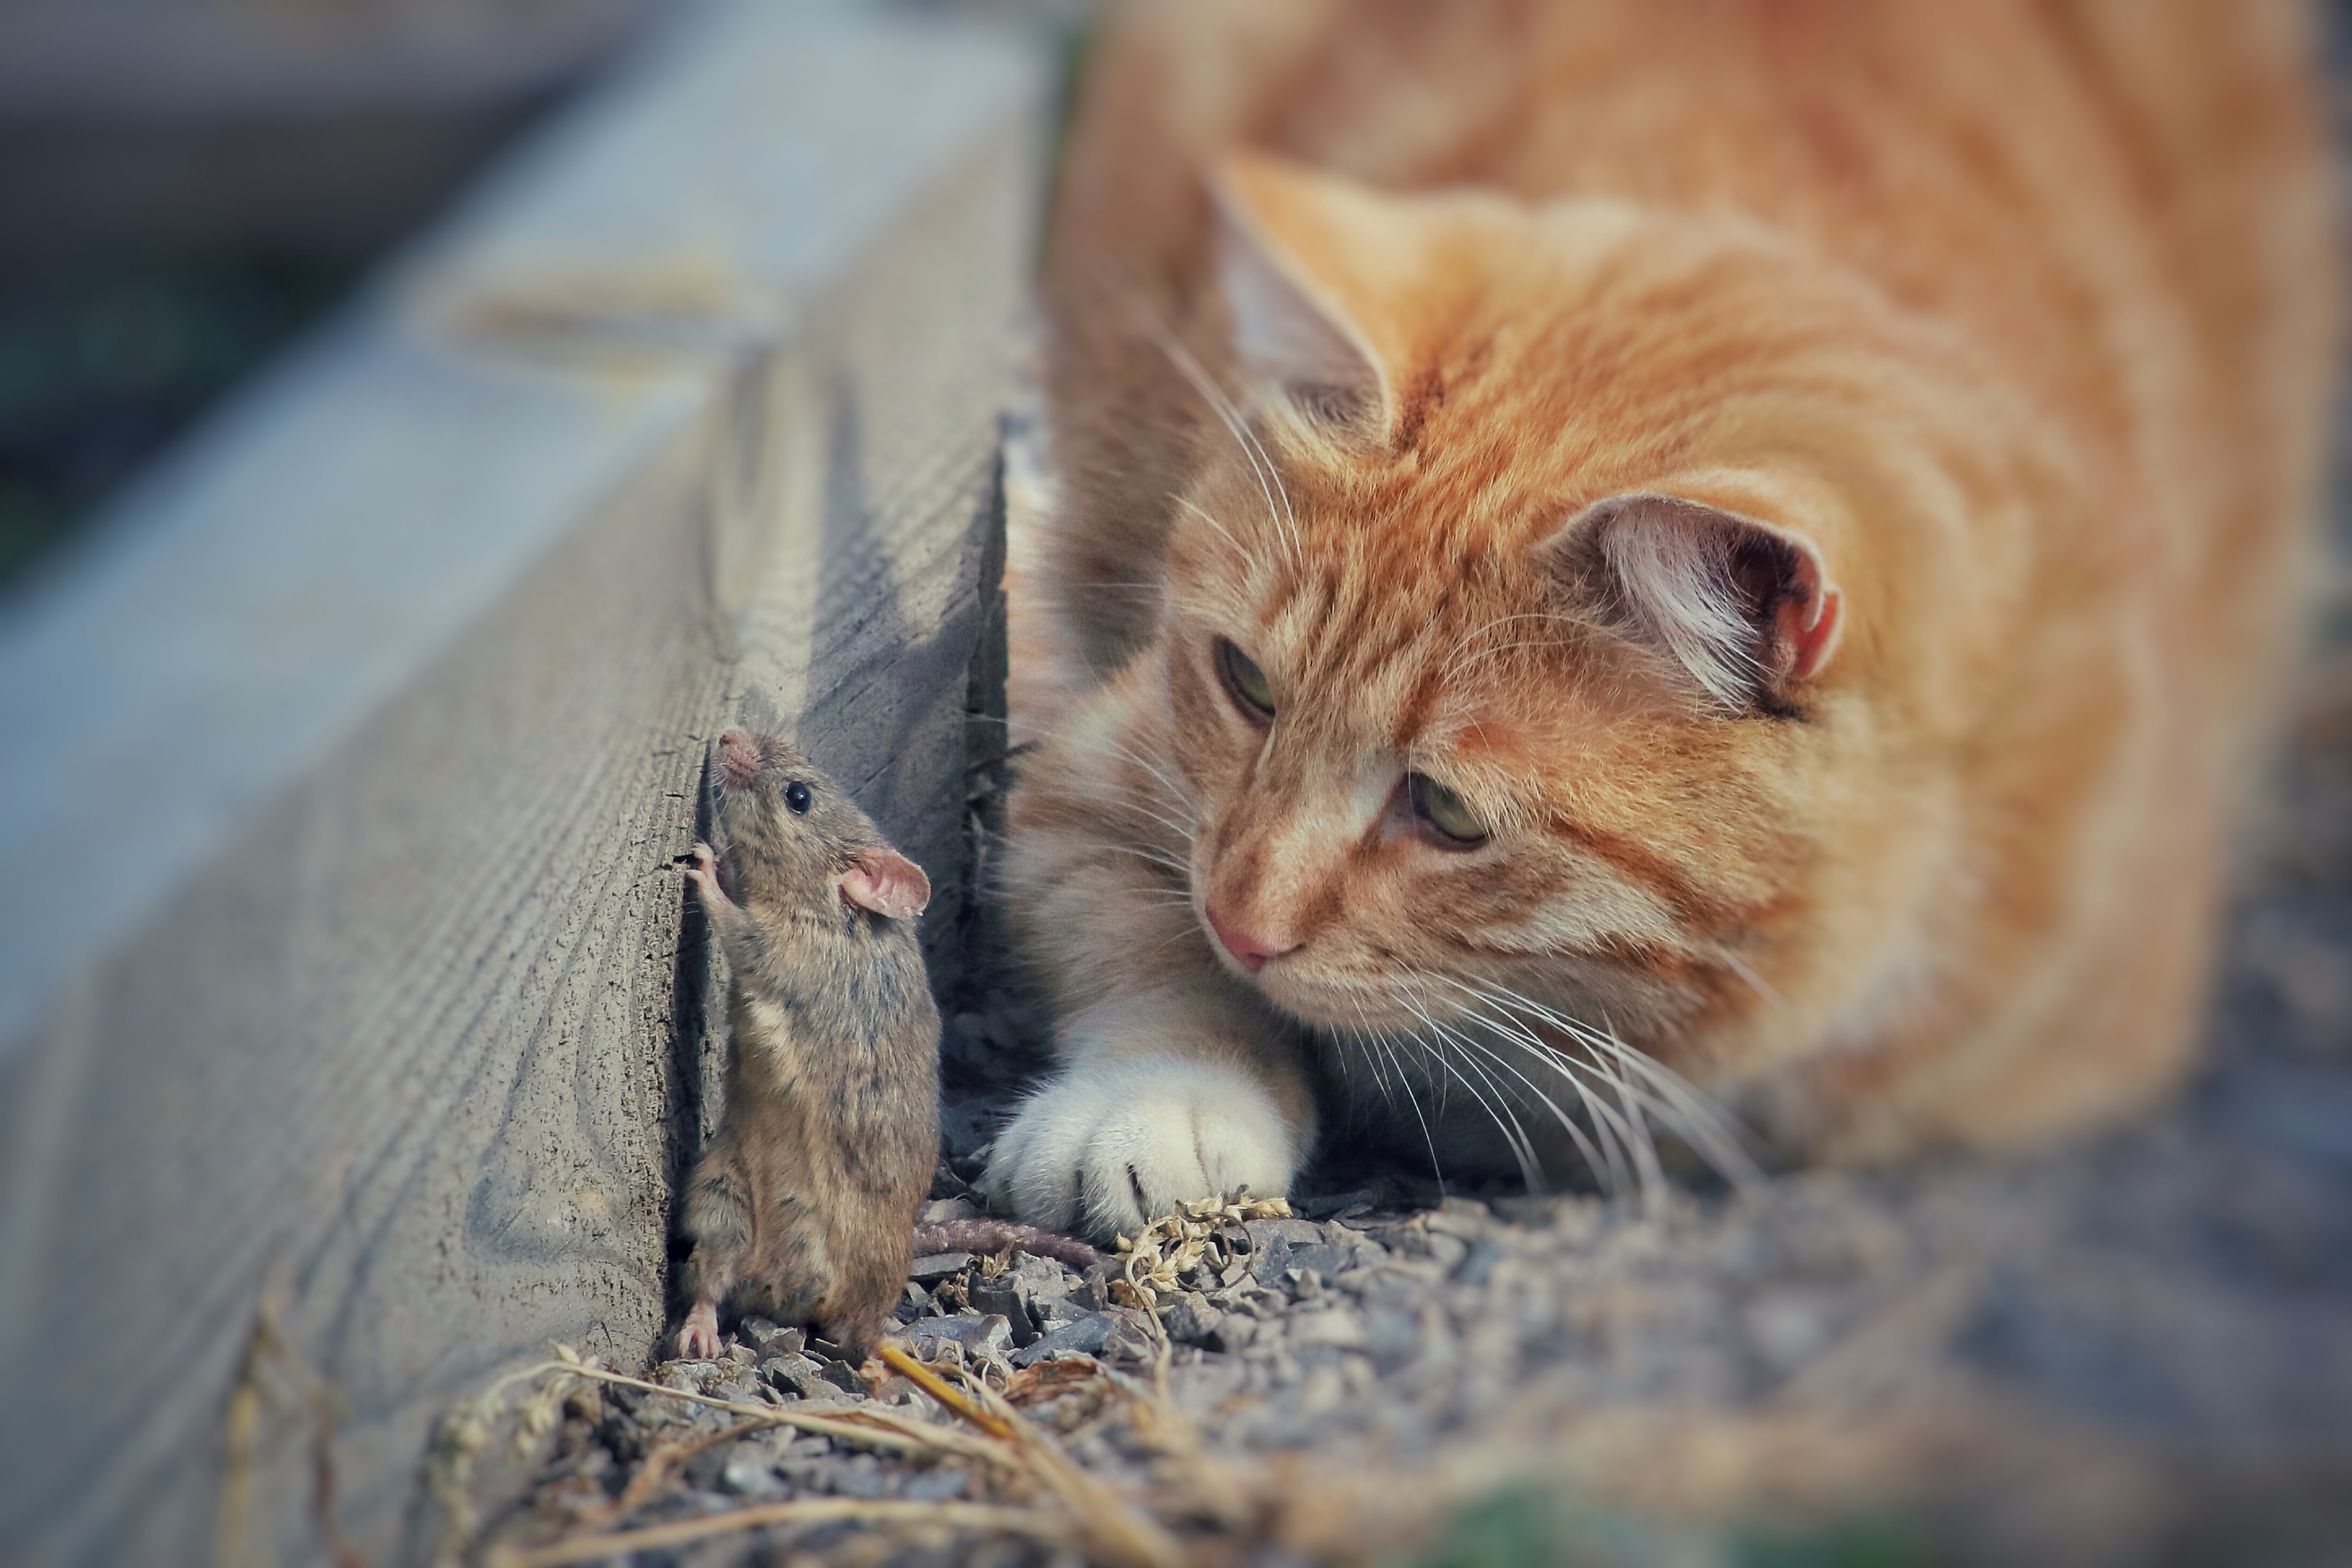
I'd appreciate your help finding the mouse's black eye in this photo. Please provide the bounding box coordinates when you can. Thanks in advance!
[784,781,813,815]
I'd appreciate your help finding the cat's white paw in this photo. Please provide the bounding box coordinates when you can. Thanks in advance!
[982,1056,1302,1241]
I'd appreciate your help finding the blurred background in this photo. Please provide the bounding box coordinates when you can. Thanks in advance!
[0,0,662,588]
[0,0,1110,596]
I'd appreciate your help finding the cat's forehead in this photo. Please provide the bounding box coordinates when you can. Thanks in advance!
[1176,494,1666,771]
[1243,547,1544,737]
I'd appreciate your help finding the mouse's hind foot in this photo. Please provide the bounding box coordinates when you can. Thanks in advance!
[675,1300,721,1361]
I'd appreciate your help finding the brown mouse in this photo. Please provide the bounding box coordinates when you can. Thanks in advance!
[674,728,940,1360]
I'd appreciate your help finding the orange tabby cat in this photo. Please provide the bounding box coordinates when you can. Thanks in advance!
[983,0,2340,1238]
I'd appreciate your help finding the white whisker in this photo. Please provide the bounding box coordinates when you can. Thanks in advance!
[1404,975,1639,1195]
[1088,842,1193,879]
[1462,977,1762,1190]
[1131,306,1301,568]
[1172,494,1250,565]
[1415,989,1621,1197]
[1341,1015,1451,1193]
[1720,949,1786,1010]
[1396,992,1547,1193]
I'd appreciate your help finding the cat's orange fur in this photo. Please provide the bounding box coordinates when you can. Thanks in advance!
[983,0,2340,1238]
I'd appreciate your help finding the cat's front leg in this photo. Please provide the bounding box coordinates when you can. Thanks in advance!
[982,988,1317,1241]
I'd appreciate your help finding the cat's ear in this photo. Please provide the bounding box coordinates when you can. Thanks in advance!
[1547,493,1843,709]
[1206,154,1393,432]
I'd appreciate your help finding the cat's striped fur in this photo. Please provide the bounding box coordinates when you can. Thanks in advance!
[983,0,2340,1239]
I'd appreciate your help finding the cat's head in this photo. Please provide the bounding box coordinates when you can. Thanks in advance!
[1141,152,2025,1085]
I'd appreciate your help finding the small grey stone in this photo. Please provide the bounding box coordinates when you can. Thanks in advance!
[1425,1200,1490,1236]
[761,1353,837,1402]
[1009,1251,1075,1304]
[1065,1265,1118,1312]
[1210,1313,1260,1355]
[909,1252,974,1284]
[1037,1291,1092,1328]
[1488,1194,1572,1227]
[1012,1311,1128,1366]
[1165,1293,1225,1347]
[708,1374,763,1406]
[1454,1240,1506,1286]
[905,1313,1014,1359]
[814,1358,866,1395]
[738,1316,787,1348]
[682,1446,732,1491]
[1287,1244,1354,1279]
[719,1441,790,1499]
[777,1454,887,1499]
[756,1325,806,1358]
[829,1453,891,1500]
[1167,1356,1250,1412]
[1286,1305,1369,1350]
[902,1468,971,1503]
[1245,1218,1333,1285]
[1243,1218,1326,1253]
[968,1278,1040,1345]
[1424,1232,1470,1271]
[775,1458,831,1493]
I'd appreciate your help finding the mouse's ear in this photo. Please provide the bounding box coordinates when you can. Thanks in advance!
[838,848,931,921]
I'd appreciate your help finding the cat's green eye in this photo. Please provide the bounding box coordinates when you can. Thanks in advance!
[1409,773,1488,847]
[1216,638,1275,720]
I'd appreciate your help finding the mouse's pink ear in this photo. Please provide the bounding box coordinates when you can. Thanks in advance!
[837,848,930,921]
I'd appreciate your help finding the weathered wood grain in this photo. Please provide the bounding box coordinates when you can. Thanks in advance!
[0,3,1044,1562]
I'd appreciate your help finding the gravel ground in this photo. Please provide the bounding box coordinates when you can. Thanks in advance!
[441,316,2352,1568]
[459,508,2352,1568]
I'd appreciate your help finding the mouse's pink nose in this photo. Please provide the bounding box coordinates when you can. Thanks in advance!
[1207,905,1294,973]
[717,729,762,791]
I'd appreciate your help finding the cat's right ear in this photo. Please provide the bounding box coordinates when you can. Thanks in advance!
[1543,492,1844,713]
[1206,154,1393,433]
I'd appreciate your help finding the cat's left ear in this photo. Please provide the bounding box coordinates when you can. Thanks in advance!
[1207,153,1396,433]
[1545,492,1844,709]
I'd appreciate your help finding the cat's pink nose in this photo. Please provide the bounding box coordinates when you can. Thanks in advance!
[1207,905,1294,973]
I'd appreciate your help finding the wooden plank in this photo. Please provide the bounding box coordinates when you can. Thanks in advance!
[0,3,1044,1561]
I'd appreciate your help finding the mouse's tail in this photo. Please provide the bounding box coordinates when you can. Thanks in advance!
[911,1219,1103,1271]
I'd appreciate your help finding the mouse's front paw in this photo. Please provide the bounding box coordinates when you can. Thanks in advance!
[980,1056,1303,1242]
[684,842,734,912]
